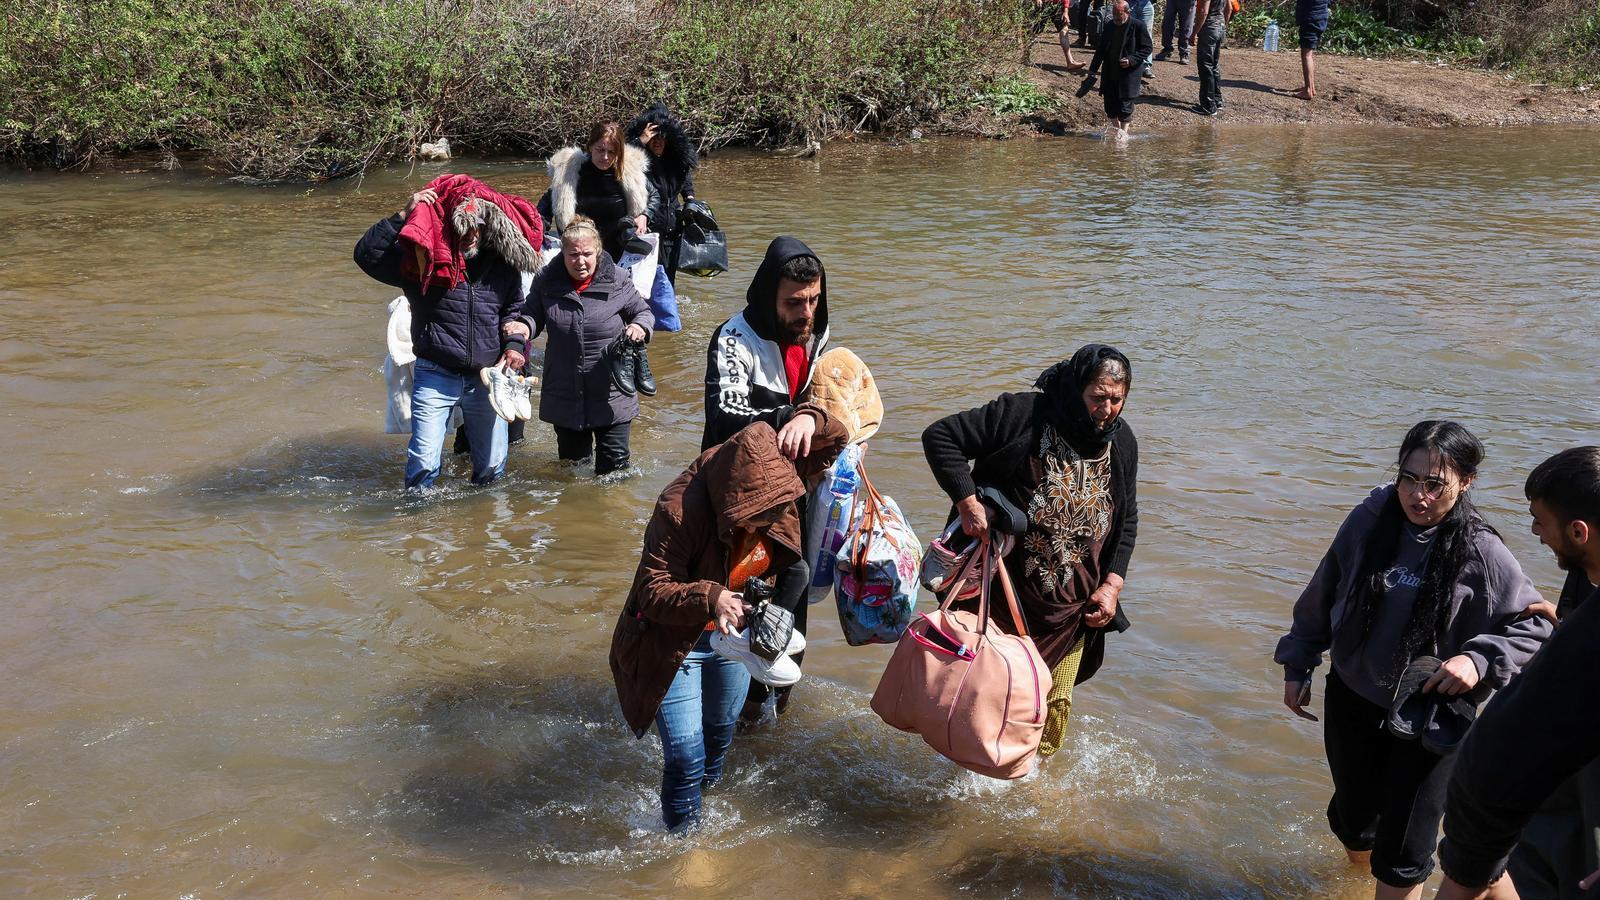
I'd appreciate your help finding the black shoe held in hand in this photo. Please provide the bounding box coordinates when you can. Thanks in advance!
[631,341,656,397]
[606,337,637,396]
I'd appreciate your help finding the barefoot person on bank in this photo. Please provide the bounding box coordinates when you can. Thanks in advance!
[1275,421,1551,899]
[1293,0,1331,98]
[1084,0,1154,141]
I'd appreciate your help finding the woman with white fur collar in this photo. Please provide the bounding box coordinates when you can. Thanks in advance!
[537,119,650,263]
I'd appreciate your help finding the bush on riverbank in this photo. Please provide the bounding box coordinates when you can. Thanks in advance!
[0,0,1017,180]
[1229,0,1597,87]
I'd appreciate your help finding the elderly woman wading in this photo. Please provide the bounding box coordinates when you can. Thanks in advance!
[922,344,1138,753]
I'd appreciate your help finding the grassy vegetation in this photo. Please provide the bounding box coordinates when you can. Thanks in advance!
[0,0,1018,180]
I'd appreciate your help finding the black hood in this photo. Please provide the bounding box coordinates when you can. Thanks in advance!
[744,236,829,343]
[627,102,698,180]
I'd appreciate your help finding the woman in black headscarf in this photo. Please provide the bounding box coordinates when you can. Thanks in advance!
[921,344,1138,753]
[627,103,699,283]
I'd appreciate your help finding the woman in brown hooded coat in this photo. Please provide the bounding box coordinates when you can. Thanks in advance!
[610,407,848,830]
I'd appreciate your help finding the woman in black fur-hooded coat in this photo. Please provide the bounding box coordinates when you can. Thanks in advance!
[627,103,699,281]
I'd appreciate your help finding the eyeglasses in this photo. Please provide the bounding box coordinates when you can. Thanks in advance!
[1397,472,1454,500]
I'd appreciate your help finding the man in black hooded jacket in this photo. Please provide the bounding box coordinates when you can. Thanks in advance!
[702,236,834,721]
[702,236,832,453]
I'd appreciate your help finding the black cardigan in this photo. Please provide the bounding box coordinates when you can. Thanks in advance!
[921,391,1138,681]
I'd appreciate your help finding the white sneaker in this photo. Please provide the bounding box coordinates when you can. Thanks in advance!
[511,373,534,421]
[481,366,519,422]
[710,630,802,687]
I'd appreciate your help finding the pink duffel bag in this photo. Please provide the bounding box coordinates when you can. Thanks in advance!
[870,539,1052,779]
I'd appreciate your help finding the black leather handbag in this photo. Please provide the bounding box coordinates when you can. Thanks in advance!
[743,576,795,661]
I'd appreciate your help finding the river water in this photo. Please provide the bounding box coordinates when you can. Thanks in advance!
[3,127,1598,897]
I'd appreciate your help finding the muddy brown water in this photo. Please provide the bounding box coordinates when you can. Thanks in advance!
[2,127,1599,897]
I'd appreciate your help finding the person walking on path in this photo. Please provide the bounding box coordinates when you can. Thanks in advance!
[504,216,654,477]
[921,345,1139,754]
[1029,0,1090,71]
[608,411,848,831]
[1155,0,1195,64]
[1436,447,1600,900]
[1293,0,1331,98]
[1191,0,1234,115]
[353,175,542,489]
[1274,421,1552,899]
[1085,0,1153,141]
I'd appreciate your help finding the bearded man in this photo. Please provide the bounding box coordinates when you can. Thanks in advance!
[701,237,831,457]
[701,236,834,723]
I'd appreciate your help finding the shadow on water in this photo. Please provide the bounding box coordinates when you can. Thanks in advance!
[941,844,1266,899]
[368,664,986,879]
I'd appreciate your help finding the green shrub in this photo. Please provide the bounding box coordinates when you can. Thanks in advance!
[0,0,1015,179]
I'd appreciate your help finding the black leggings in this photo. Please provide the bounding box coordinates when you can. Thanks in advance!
[1323,671,1455,888]
[553,423,631,476]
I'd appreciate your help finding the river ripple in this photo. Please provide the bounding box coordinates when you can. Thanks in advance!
[1,126,1597,896]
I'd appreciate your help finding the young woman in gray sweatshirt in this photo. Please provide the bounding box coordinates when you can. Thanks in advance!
[1274,420,1552,898]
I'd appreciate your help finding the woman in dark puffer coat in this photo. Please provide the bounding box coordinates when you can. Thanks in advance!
[507,216,653,476]
[628,103,699,283]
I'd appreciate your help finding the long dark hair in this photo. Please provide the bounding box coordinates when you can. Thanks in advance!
[1347,420,1490,681]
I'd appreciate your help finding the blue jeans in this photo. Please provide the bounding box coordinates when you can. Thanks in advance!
[1132,0,1156,70]
[654,633,751,830]
[405,358,507,489]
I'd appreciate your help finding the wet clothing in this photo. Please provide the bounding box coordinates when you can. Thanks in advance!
[1275,485,1552,709]
[519,253,653,432]
[701,236,832,451]
[609,408,849,737]
[355,212,528,375]
[554,422,630,476]
[1088,17,1152,119]
[1441,582,1600,889]
[922,390,1138,676]
[539,145,650,262]
[1296,0,1330,49]
[1324,669,1458,887]
[656,632,750,830]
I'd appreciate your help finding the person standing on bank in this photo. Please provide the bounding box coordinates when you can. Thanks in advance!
[1293,0,1331,99]
[503,216,653,477]
[1274,421,1552,899]
[1155,0,1195,64]
[353,175,542,489]
[1084,0,1154,142]
[539,120,650,264]
[628,103,699,284]
[609,411,849,831]
[702,235,833,722]
[1191,0,1234,116]
[922,344,1138,755]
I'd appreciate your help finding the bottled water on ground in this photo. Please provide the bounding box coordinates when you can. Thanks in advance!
[1263,21,1281,52]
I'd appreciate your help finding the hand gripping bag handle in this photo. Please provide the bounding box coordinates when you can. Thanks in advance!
[932,538,1030,640]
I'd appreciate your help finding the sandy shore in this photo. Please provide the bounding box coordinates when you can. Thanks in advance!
[1014,34,1600,130]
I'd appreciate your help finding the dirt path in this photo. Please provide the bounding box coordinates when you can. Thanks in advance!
[1015,32,1600,130]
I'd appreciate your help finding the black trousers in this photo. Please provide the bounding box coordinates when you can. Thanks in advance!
[553,422,631,476]
[1161,0,1194,51]
[1323,671,1456,888]
[1196,16,1226,110]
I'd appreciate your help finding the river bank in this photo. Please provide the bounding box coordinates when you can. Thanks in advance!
[1004,36,1600,132]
